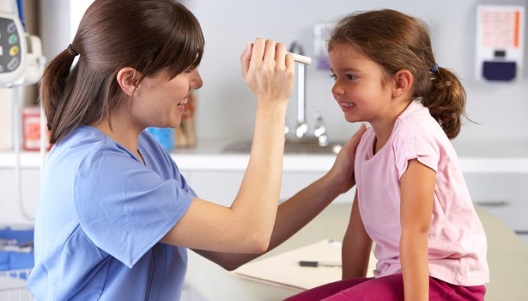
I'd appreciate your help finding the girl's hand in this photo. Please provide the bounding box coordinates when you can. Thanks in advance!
[328,124,367,194]
[240,38,295,105]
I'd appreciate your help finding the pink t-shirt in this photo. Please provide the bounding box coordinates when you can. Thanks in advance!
[354,100,489,286]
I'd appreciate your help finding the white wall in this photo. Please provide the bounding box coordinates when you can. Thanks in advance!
[184,0,528,143]
[39,0,528,144]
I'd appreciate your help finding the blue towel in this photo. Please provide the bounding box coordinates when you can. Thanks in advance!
[0,227,34,272]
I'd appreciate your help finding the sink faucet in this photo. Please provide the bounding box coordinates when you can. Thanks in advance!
[313,111,328,146]
[289,42,308,139]
[287,42,329,147]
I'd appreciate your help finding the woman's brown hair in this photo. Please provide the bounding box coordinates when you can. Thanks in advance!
[329,9,467,139]
[40,0,204,144]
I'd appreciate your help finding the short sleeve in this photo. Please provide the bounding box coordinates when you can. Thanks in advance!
[393,126,440,178]
[73,144,193,268]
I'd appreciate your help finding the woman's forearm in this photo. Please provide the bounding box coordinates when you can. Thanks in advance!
[229,102,288,251]
[195,125,365,269]
[196,171,346,270]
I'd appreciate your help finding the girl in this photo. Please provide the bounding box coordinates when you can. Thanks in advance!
[285,9,489,301]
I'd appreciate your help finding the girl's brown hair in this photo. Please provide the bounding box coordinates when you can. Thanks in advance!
[329,9,467,139]
[40,0,204,143]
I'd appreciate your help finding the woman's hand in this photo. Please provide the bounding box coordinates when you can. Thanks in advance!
[327,124,367,194]
[240,38,295,105]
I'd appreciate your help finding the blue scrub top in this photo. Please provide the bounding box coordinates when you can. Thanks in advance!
[27,126,195,300]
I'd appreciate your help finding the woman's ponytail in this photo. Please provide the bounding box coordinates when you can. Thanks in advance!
[39,47,78,144]
[39,0,204,144]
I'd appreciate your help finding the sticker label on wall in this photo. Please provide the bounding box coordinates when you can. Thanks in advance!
[475,5,525,81]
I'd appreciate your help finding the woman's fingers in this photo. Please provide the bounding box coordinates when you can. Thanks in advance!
[241,38,294,101]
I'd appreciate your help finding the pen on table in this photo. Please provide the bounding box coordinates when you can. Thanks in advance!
[298,260,342,267]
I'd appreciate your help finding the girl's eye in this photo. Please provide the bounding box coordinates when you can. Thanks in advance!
[330,73,358,81]
[346,74,357,80]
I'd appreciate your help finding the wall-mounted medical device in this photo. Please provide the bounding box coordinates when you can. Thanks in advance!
[475,4,525,81]
[0,3,46,222]
[0,10,44,87]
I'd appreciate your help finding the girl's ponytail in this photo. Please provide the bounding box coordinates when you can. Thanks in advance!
[424,66,467,139]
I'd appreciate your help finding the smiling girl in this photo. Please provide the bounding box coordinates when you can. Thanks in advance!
[285,9,489,301]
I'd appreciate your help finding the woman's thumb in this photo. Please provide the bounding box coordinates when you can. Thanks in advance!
[240,42,252,77]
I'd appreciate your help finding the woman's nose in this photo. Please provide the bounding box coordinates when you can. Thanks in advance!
[191,69,203,89]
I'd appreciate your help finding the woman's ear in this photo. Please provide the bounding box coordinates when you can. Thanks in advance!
[116,67,141,96]
[392,69,413,98]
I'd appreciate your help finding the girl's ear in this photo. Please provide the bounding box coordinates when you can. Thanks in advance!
[392,69,413,98]
[116,67,141,96]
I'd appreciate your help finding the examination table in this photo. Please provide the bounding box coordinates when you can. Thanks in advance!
[185,203,528,300]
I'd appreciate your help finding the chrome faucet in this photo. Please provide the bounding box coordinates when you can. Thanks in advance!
[289,42,308,139]
[313,111,328,146]
[287,42,328,147]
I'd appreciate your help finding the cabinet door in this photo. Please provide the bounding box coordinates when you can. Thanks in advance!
[466,173,528,243]
[186,171,244,207]
[187,170,357,207]
[281,172,356,204]
[0,167,40,224]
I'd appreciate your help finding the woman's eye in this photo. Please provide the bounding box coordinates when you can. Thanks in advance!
[184,66,196,73]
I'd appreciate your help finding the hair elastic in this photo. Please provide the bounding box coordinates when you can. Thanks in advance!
[67,44,79,57]
[430,63,439,74]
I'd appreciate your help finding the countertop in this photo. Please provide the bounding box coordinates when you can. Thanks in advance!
[1,138,528,173]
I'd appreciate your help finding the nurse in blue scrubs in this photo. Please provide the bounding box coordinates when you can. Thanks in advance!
[27,0,365,300]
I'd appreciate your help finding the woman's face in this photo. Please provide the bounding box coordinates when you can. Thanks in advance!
[329,44,393,124]
[131,67,203,130]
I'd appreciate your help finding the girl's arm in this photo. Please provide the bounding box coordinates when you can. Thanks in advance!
[194,125,367,270]
[400,159,435,301]
[342,192,372,279]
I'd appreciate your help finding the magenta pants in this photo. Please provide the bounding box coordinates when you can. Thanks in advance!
[283,274,486,301]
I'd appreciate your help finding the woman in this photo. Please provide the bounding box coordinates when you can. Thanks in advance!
[27,1,365,300]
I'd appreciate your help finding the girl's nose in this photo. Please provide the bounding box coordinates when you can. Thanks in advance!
[331,82,344,96]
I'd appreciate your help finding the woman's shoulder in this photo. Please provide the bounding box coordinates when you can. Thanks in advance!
[48,126,131,168]
[56,126,110,149]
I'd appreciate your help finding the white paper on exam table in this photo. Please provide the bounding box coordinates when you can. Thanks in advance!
[232,239,376,291]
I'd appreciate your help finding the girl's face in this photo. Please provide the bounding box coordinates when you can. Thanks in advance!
[131,67,203,130]
[329,44,393,125]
